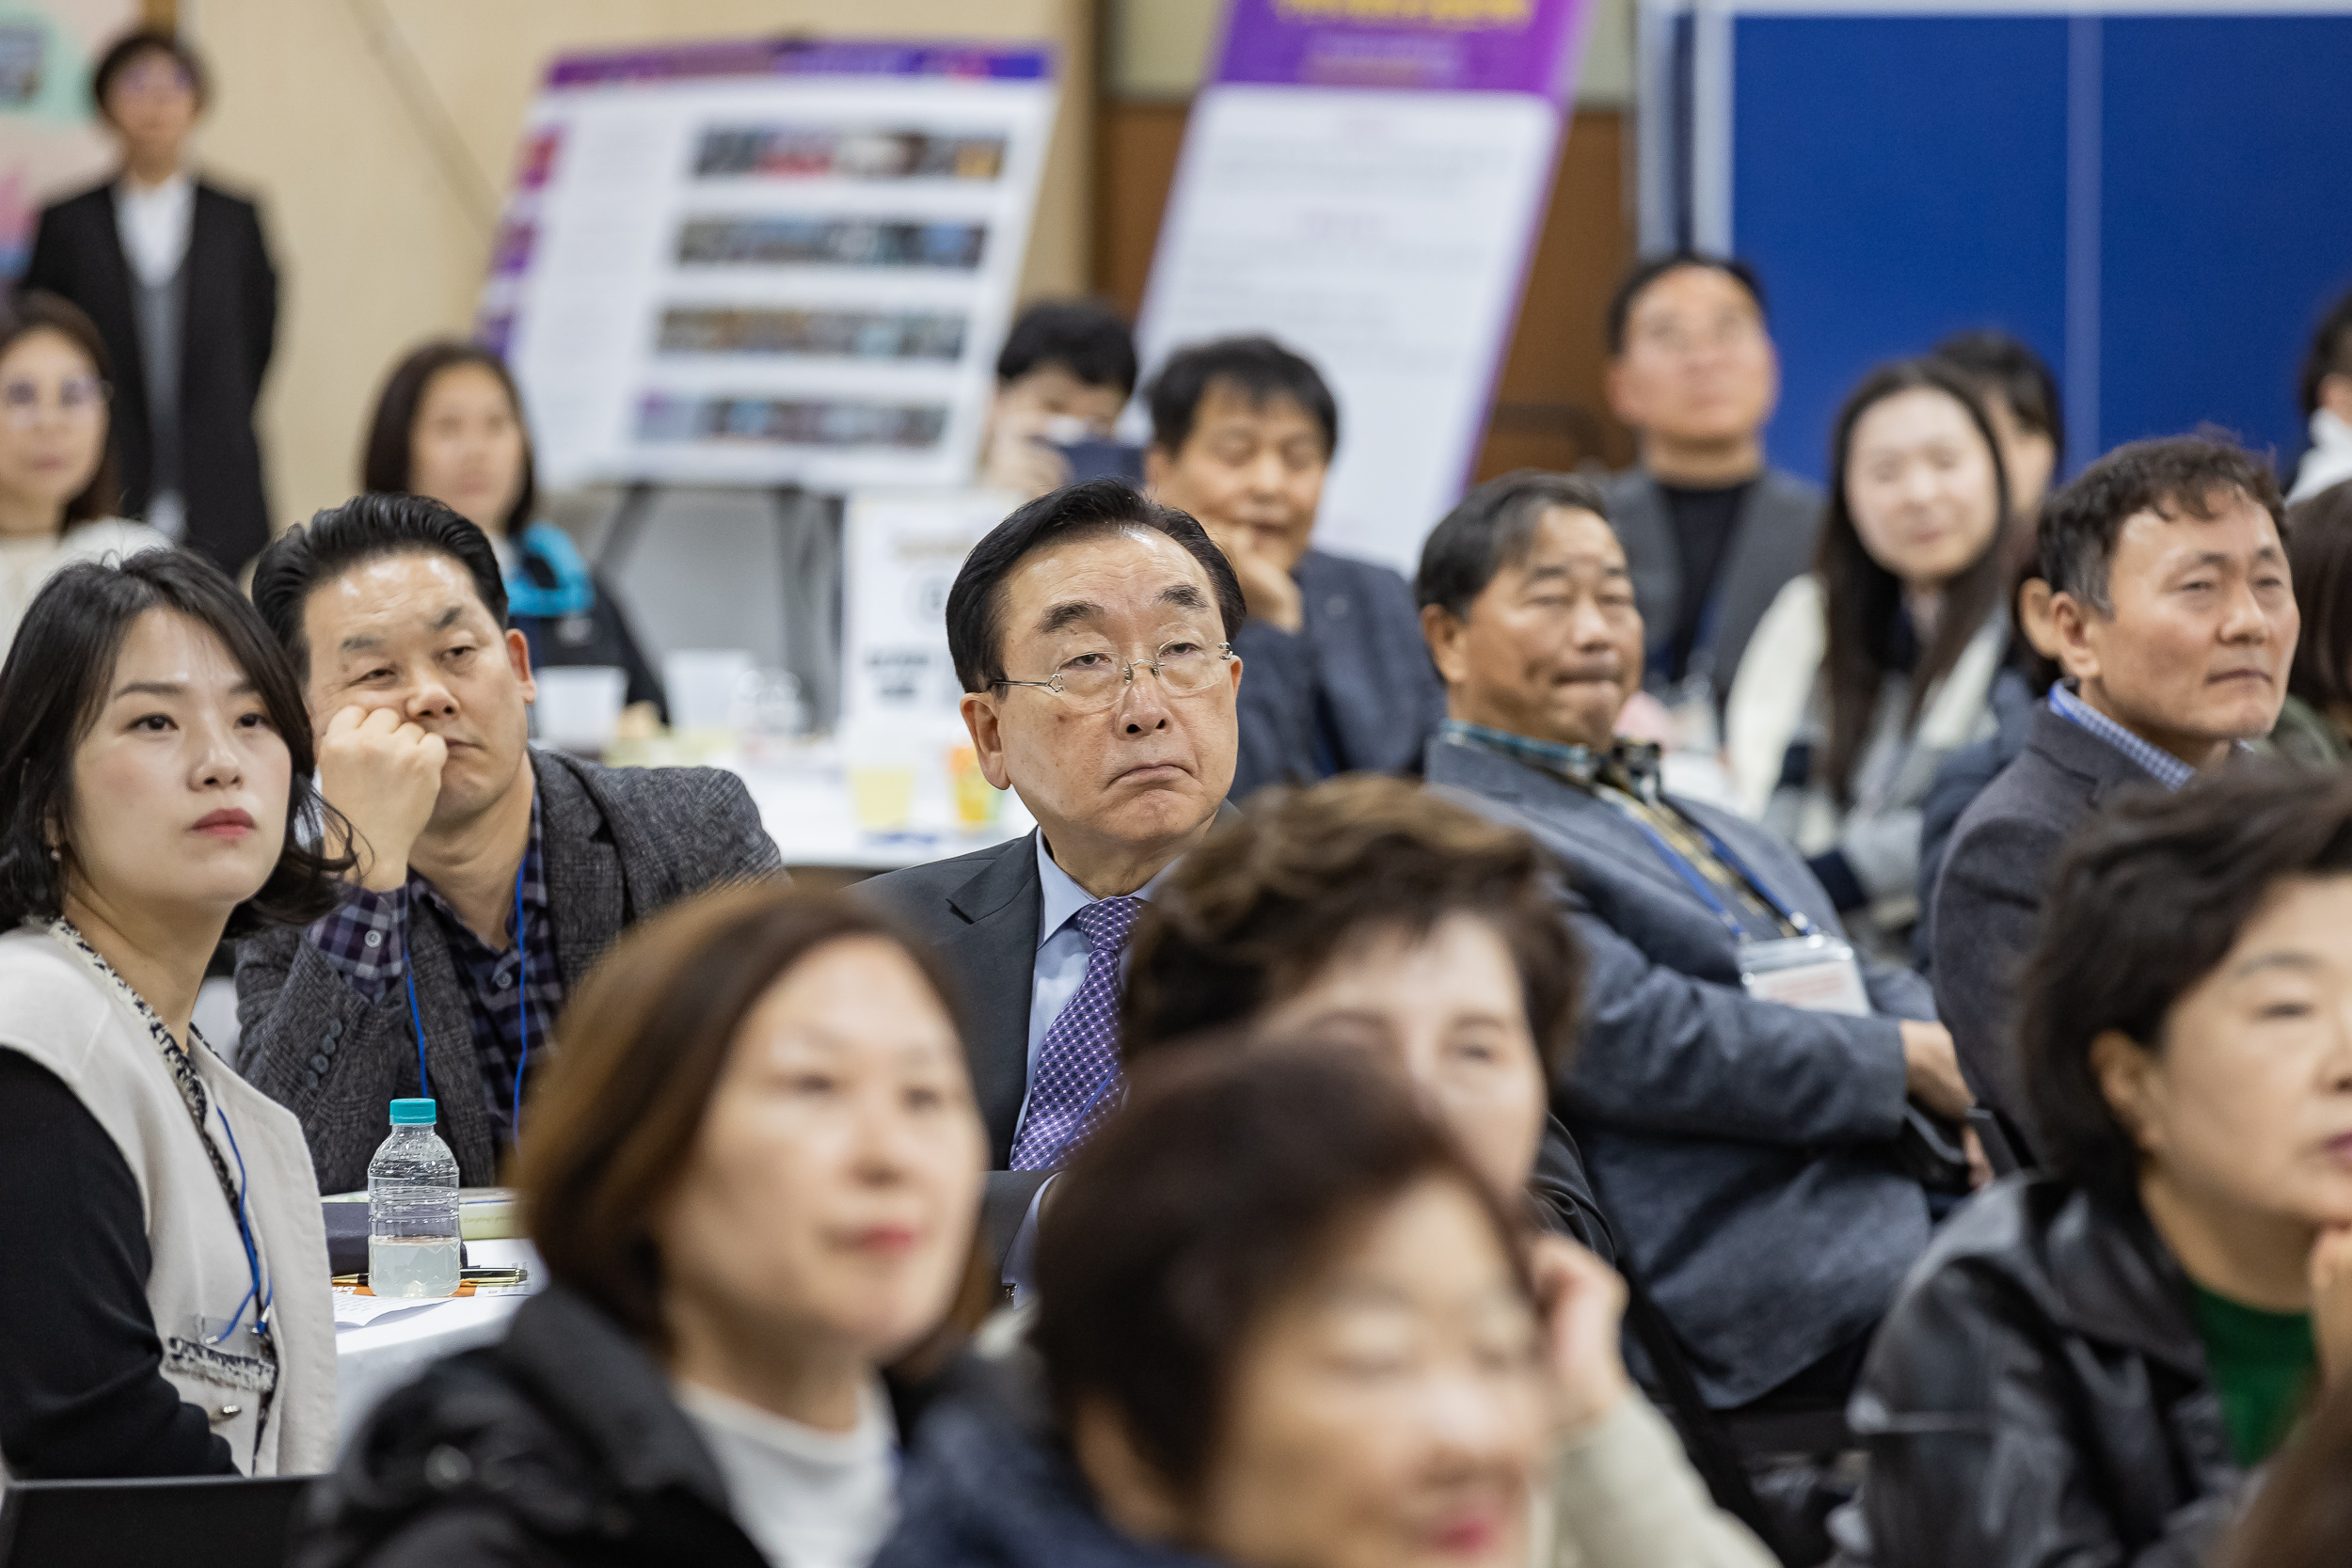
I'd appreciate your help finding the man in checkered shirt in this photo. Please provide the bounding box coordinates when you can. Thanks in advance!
[234,495,782,1194]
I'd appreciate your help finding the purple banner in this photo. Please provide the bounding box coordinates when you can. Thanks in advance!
[547,38,1053,91]
[1215,0,1587,97]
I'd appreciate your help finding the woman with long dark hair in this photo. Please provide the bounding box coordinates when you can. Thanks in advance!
[360,340,666,723]
[1725,358,2010,953]
[0,549,347,1479]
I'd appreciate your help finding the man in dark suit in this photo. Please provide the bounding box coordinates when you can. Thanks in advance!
[23,30,277,574]
[1143,336,1444,799]
[234,497,782,1194]
[1931,436,2297,1142]
[860,479,1246,1264]
[1415,469,1970,1410]
[1602,255,1820,708]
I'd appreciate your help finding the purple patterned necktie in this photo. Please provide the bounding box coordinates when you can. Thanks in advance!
[1009,895,1145,1171]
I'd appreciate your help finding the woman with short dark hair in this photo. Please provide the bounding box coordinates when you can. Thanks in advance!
[298,882,990,1568]
[0,290,172,652]
[1112,775,1772,1567]
[0,549,348,1479]
[884,1047,1559,1568]
[1845,763,2352,1568]
[1124,774,1596,1240]
[360,340,667,722]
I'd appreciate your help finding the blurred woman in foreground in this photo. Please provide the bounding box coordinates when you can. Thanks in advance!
[884,1048,1571,1568]
[1846,765,2352,1566]
[1120,775,1772,1567]
[300,884,990,1568]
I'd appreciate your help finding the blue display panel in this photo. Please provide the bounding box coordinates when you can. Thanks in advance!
[2099,17,2352,465]
[1731,16,2069,485]
[1722,8,2352,486]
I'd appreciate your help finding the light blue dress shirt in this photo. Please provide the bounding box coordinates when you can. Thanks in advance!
[1005,833,1179,1303]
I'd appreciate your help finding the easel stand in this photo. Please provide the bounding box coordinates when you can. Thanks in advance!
[587,480,848,735]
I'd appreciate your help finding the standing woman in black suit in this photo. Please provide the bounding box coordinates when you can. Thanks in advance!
[22,29,278,576]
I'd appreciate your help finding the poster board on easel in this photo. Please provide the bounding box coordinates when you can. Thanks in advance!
[1132,0,1595,576]
[477,38,1058,493]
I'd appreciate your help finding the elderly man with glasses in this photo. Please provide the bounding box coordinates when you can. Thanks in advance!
[861,479,1245,1269]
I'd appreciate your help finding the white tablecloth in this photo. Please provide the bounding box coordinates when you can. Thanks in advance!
[332,1238,543,1453]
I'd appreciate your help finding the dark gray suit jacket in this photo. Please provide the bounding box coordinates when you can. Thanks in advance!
[857,810,1242,1263]
[1232,547,1446,800]
[1930,705,2158,1141]
[1607,467,1822,697]
[1426,735,1934,1405]
[234,751,783,1195]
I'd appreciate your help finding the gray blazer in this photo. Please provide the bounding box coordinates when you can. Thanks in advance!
[1232,547,1447,800]
[1607,467,1822,697]
[858,808,1241,1264]
[1426,735,1934,1406]
[1930,705,2157,1143]
[234,750,783,1195]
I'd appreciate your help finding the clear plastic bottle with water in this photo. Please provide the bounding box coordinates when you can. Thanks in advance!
[368,1098,461,1299]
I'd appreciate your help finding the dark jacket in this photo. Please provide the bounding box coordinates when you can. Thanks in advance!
[1230,547,1446,800]
[1910,667,2041,971]
[293,1286,771,1568]
[23,177,278,574]
[1930,705,2158,1138]
[1841,1178,2246,1568]
[874,1348,1213,1568]
[1609,467,1822,702]
[1427,735,1934,1406]
[234,750,782,1195]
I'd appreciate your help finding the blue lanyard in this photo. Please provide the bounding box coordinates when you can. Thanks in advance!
[206,1101,272,1346]
[403,860,532,1138]
[1601,794,1819,943]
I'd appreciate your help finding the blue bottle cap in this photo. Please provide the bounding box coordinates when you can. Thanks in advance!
[389,1098,437,1126]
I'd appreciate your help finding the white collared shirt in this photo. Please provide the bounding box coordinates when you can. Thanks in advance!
[114,172,194,287]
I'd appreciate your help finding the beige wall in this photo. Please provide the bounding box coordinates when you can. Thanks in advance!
[183,0,1093,531]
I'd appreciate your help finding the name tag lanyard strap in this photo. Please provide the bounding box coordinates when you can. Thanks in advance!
[1601,797,1820,944]
[206,1101,272,1348]
[402,860,532,1137]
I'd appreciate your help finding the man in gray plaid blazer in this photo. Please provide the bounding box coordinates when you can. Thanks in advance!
[235,496,780,1194]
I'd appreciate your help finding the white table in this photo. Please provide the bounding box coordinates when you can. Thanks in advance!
[332,1238,543,1452]
[721,745,1033,872]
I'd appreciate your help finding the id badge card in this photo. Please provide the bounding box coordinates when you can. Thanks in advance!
[1739,934,1869,1017]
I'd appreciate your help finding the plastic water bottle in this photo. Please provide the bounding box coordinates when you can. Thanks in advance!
[368,1099,461,1299]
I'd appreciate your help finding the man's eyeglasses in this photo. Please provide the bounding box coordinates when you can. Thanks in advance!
[1,376,111,428]
[993,641,1234,715]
